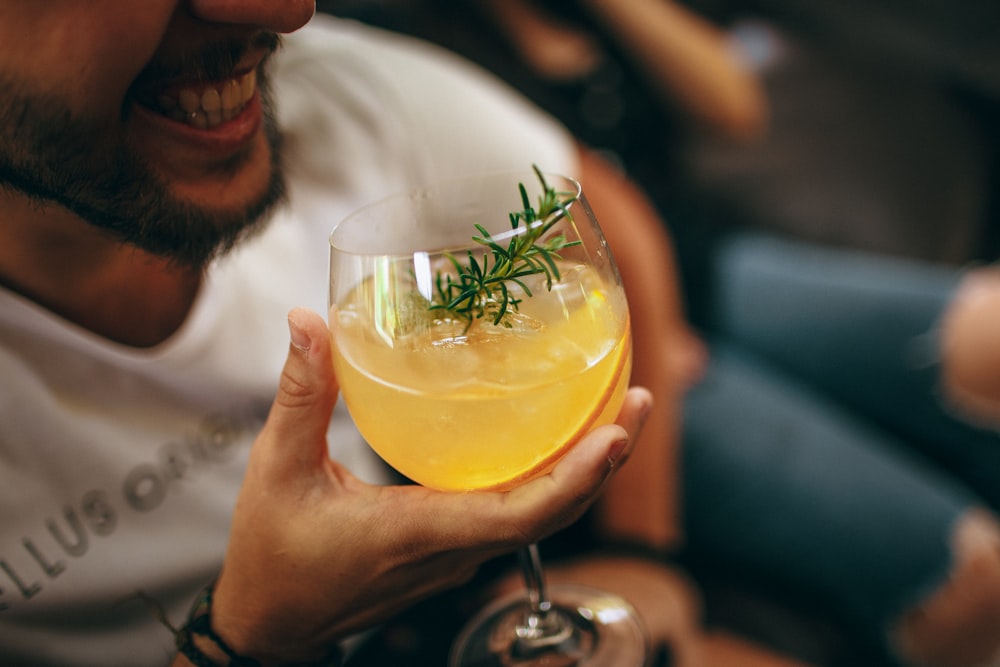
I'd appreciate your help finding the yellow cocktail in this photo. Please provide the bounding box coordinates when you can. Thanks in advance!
[331,262,631,490]
[328,169,646,667]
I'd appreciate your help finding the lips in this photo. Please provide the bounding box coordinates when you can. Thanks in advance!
[141,69,258,130]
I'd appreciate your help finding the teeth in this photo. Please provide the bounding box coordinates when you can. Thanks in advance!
[155,70,257,129]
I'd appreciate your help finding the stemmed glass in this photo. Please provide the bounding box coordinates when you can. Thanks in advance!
[328,169,647,666]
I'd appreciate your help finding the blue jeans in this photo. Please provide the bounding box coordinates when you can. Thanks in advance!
[681,234,1000,650]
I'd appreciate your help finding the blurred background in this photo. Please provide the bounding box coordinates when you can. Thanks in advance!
[316,2,1000,665]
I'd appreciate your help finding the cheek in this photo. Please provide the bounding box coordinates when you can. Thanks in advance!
[0,5,173,118]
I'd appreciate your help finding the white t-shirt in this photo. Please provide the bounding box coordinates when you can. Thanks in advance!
[0,15,575,666]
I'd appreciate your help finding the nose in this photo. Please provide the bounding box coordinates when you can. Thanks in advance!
[187,0,315,33]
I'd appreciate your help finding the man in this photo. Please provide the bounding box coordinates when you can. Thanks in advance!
[0,2,699,665]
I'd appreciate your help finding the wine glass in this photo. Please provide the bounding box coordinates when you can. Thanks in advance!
[328,168,647,666]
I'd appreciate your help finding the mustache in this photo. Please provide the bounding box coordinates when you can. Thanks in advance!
[133,31,281,85]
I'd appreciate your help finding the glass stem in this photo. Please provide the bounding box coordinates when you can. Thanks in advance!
[519,544,550,617]
[516,543,562,640]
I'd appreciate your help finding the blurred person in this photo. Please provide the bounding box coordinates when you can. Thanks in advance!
[670,2,1000,667]
[681,234,1000,667]
[0,1,733,664]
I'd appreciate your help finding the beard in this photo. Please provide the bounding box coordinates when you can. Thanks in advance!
[0,50,286,269]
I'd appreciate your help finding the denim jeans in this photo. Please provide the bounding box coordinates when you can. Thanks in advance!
[681,233,1000,649]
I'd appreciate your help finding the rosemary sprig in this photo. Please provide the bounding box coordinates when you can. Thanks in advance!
[428,166,581,328]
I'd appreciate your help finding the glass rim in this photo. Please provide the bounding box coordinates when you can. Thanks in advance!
[328,169,582,258]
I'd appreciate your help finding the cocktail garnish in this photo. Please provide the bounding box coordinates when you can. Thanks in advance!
[428,165,581,328]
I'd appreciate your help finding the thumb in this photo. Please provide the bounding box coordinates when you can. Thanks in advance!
[260,307,340,473]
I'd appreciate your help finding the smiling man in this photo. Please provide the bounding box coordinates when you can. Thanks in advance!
[0,4,308,347]
[1,13,290,247]
[0,2,697,666]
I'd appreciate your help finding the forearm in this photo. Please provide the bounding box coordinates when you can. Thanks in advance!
[596,349,687,550]
[582,0,768,140]
[576,146,704,550]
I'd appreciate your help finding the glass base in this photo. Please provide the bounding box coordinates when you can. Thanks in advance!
[449,583,648,667]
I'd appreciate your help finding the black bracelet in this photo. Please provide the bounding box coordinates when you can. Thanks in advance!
[178,584,344,667]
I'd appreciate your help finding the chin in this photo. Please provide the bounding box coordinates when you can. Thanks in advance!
[168,133,276,210]
[137,145,287,267]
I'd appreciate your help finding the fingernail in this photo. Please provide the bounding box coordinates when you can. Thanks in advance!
[639,396,653,426]
[608,437,628,466]
[634,388,654,427]
[288,313,311,352]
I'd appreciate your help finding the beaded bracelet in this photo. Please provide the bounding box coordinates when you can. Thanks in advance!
[177,584,344,667]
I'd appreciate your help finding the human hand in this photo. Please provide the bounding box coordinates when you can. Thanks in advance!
[210,307,653,665]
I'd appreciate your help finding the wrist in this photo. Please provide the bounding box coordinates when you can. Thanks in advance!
[179,583,343,667]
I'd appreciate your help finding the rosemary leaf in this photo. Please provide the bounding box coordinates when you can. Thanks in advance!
[427,167,581,328]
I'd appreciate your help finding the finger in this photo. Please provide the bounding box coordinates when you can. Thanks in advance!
[259,308,340,475]
[440,387,654,550]
[608,385,654,468]
[527,386,654,523]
